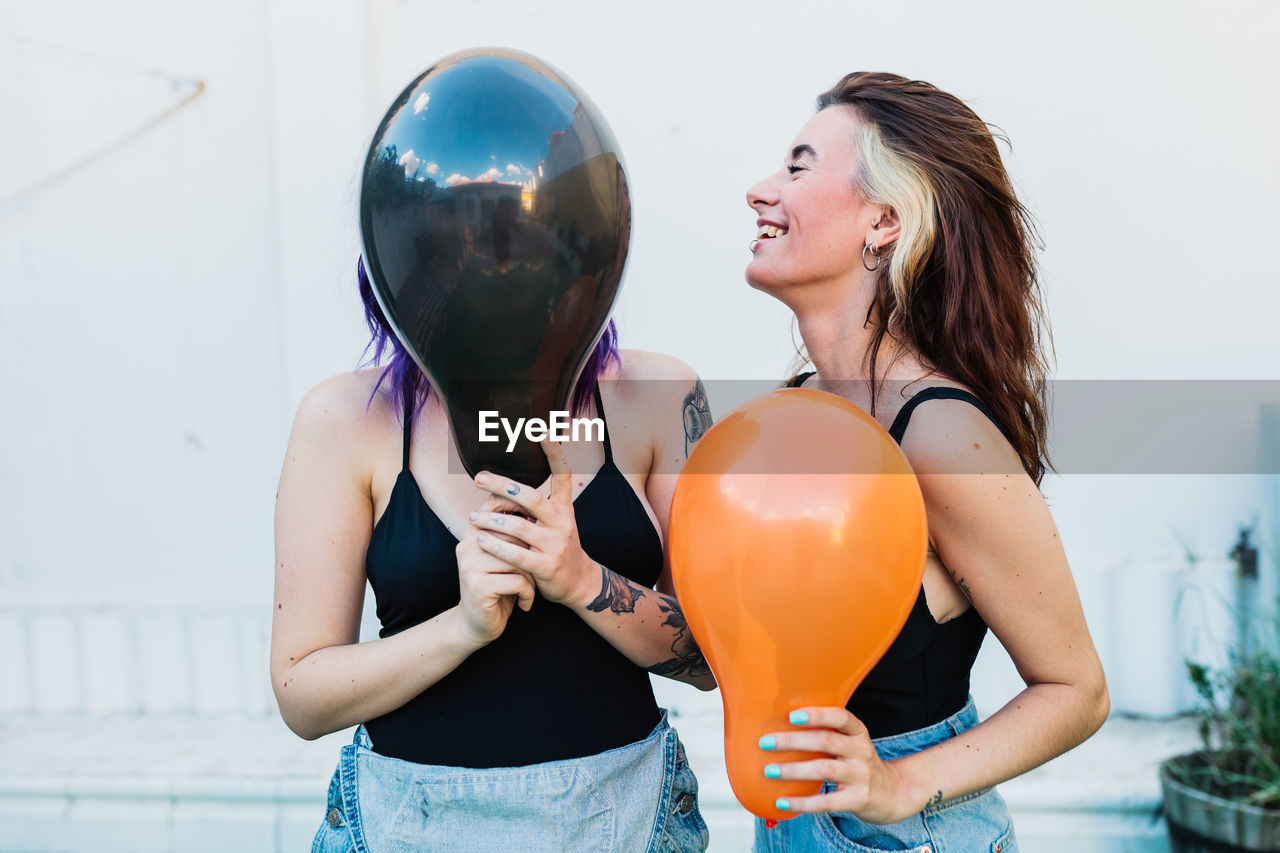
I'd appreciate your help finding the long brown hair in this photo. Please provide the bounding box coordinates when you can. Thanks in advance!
[800,71,1051,483]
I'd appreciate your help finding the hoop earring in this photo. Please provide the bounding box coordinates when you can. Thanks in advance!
[862,243,882,272]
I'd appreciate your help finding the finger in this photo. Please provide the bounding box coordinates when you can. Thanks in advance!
[459,524,519,549]
[541,439,574,503]
[517,579,535,611]
[481,572,536,604]
[469,510,553,550]
[480,493,526,517]
[758,728,851,756]
[476,532,548,573]
[773,789,858,815]
[760,757,850,784]
[511,574,536,612]
[474,472,547,520]
[787,707,869,738]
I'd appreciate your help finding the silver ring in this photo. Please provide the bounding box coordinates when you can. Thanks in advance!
[749,239,760,251]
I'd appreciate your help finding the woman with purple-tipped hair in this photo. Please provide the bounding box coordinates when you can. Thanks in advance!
[270,260,712,851]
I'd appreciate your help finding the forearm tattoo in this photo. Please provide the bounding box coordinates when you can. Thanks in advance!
[647,596,712,681]
[586,566,647,614]
[585,566,712,681]
[681,378,713,457]
[927,789,944,807]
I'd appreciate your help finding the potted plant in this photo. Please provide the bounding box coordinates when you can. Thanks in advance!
[1160,529,1280,851]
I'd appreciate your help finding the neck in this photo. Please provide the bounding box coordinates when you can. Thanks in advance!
[790,280,881,383]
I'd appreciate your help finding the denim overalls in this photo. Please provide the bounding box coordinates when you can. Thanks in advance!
[753,698,1017,853]
[312,709,708,852]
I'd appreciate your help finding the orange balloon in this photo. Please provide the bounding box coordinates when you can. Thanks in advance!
[669,388,927,821]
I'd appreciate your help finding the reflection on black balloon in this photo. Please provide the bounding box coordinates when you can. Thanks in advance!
[359,49,631,482]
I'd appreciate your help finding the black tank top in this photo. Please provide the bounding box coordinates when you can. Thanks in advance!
[363,385,663,767]
[787,374,996,738]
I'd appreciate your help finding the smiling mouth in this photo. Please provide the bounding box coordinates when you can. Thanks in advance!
[756,224,788,240]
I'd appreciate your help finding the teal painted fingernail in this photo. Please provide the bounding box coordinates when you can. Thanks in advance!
[764,764,781,779]
[758,735,776,750]
[790,711,809,725]
[776,798,791,811]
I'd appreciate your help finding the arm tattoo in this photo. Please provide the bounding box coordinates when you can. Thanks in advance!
[585,565,712,683]
[681,378,713,457]
[647,596,712,681]
[586,565,647,614]
[927,789,944,807]
[946,565,974,601]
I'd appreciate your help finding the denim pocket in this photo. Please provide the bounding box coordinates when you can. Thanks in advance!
[990,822,1016,853]
[311,766,355,853]
[818,811,934,853]
[659,742,709,852]
[381,765,615,852]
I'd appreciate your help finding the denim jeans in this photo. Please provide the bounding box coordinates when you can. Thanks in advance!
[312,708,708,852]
[753,698,1017,853]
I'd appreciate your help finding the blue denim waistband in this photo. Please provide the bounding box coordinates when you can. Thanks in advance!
[869,697,979,762]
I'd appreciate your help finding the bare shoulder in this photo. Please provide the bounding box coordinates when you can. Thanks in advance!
[896,390,1024,478]
[294,369,391,427]
[599,348,701,411]
[288,369,399,466]
[614,349,704,421]
[614,348,699,383]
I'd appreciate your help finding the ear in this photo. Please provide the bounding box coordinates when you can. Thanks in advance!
[867,206,901,251]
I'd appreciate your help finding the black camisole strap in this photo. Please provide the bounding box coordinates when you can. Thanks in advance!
[786,371,816,388]
[592,383,613,463]
[888,387,1006,444]
[401,393,413,472]
[787,373,1005,444]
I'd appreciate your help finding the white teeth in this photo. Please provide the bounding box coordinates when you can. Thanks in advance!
[756,225,786,239]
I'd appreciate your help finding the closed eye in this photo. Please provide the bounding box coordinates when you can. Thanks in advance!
[787,164,806,175]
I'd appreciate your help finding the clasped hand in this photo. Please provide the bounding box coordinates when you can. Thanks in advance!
[466,439,599,609]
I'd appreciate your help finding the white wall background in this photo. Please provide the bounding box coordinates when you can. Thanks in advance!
[1,0,1278,722]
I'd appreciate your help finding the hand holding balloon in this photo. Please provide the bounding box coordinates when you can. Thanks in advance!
[468,440,600,608]
[759,706,919,824]
[669,388,928,821]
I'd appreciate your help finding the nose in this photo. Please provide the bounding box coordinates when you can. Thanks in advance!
[746,171,780,211]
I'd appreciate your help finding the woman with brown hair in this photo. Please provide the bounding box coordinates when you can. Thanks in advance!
[746,72,1108,852]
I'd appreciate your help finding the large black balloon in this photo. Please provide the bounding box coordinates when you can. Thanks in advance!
[359,47,630,483]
